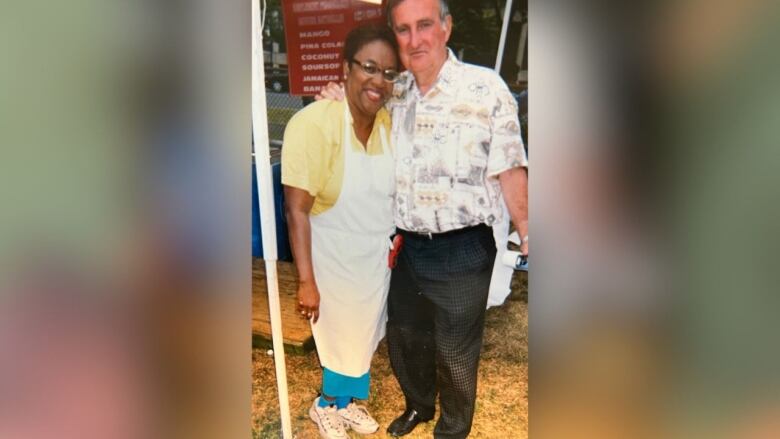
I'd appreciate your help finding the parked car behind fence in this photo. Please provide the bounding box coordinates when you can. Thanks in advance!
[265,67,288,93]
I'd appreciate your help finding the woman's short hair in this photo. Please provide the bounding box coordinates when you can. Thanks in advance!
[342,23,399,68]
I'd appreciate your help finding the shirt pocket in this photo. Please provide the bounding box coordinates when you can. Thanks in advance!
[449,114,492,225]
[450,117,491,189]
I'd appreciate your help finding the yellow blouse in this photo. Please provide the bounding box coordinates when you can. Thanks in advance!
[281,99,392,215]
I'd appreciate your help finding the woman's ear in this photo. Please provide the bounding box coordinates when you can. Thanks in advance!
[343,61,349,81]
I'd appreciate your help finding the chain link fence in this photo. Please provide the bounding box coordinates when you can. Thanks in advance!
[264,92,302,149]
[263,64,314,150]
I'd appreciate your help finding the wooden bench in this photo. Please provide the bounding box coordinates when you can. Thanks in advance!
[252,258,315,354]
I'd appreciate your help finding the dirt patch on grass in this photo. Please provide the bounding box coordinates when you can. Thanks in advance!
[252,271,528,438]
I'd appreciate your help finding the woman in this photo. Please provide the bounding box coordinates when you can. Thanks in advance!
[281,24,400,439]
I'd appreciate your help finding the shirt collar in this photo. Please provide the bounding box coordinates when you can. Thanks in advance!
[344,97,390,129]
[434,49,461,96]
[397,48,461,99]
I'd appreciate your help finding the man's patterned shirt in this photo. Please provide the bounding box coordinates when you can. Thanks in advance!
[388,50,528,233]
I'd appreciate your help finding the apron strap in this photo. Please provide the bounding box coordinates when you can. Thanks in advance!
[380,124,392,159]
[343,101,352,152]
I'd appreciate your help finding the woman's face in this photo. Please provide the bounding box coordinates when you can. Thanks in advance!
[343,40,398,118]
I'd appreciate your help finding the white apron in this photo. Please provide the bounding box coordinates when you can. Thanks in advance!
[309,101,395,377]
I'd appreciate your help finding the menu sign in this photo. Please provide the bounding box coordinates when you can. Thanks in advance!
[282,0,386,95]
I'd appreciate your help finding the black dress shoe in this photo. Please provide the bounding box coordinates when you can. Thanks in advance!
[387,408,432,437]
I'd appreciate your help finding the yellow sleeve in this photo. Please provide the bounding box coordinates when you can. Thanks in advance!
[280,111,329,197]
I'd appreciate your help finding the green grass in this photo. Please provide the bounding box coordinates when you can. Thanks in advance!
[252,271,528,438]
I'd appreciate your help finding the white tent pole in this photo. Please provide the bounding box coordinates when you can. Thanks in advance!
[252,0,292,438]
[495,0,514,72]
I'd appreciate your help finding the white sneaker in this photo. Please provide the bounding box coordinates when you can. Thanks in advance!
[337,401,379,434]
[309,397,348,439]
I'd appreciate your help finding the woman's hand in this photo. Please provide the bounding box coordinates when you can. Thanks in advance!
[284,186,319,323]
[296,281,320,323]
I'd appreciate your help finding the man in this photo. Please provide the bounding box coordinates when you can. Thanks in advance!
[382,1,527,437]
[319,0,528,436]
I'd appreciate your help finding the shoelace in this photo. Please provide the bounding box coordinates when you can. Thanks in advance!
[320,406,343,431]
[344,403,373,421]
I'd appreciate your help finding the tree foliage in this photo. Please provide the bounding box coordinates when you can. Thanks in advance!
[448,0,527,70]
[447,0,502,67]
[262,0,286,52]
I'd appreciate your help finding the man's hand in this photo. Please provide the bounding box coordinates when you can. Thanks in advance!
[296,281,321,323]
[314,82,345,101]
[520,238,528,256]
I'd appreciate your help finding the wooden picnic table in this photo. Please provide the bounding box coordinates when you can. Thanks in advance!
[252,258,314,354]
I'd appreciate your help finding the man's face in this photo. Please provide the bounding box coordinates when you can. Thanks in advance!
[390,0,452,77]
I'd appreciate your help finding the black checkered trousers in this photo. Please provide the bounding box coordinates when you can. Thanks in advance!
[386,224,497,439]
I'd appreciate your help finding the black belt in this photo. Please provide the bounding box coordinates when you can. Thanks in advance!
[397,224,490,240]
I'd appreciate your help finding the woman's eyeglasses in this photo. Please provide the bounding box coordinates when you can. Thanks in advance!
[349,59,400,83]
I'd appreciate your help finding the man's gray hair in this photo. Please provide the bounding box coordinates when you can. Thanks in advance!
[385,0,450,28]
